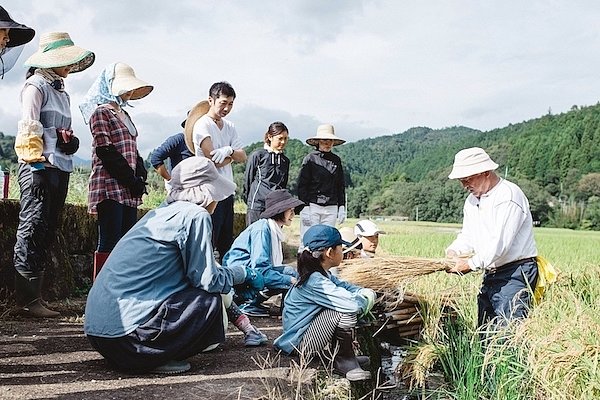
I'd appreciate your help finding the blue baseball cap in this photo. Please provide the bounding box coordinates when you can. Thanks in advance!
[303,225,351,251]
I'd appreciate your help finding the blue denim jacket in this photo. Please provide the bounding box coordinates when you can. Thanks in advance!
[273,271,368,354]
[222,219,297,289]
[84,201,246,338]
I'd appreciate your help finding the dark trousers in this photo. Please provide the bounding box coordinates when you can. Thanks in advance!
[87,287,225,373]
[478,258,538,328]
[13,165,69,275]
[96,199,138,252]
[211,195,234,261]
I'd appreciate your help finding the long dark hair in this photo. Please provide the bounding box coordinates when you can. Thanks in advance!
[296,249,328,286]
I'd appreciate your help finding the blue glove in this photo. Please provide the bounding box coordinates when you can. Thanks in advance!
[245,267,264,291]
[235,267,265,302]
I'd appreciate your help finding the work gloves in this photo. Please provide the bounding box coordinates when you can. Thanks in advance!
[210,146,233,164]
[358,288,377,318]
[337,205,347,225]
[235,267,265,302]
[56,128,80,155]
[96,145,147,198]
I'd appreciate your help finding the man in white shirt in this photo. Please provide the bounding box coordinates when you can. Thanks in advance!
[187,82,247,261]
[445,147,538,329]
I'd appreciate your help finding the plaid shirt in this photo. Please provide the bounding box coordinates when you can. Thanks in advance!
[88,105,142,213]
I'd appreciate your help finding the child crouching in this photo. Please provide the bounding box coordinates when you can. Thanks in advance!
[273,225,376,381]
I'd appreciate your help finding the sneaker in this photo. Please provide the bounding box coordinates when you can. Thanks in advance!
[239,303,270,317]
[244,327,269,347]
[151,360,191,374]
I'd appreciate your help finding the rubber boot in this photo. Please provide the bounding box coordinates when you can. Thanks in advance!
[14,272,60,318]
[93,251,110,282]
[332,327,371,381]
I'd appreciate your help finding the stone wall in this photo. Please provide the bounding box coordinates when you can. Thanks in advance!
[0,200,247,302]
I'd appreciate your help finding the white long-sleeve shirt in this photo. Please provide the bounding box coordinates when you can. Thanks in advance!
[447,178,537,271]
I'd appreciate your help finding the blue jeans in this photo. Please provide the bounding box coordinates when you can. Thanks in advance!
[97,199,137,252]
[478,258,538,328]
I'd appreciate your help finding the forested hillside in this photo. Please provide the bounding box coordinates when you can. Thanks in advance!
[2,103,600,229]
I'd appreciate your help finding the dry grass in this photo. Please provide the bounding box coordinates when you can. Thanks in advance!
[338,256,451,291]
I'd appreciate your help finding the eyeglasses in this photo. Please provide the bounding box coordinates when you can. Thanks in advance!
[459,172,485,186]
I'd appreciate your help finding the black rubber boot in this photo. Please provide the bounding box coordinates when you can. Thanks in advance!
[14,272,60,318]
[332,327,371,381]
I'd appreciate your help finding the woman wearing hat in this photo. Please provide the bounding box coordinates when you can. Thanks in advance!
[222,189,304,317]
[12,32,94,318]
[273,224,376,381]
[80,63,153,281]
[243,121,291,226]
[0,6,34,78]
[297,124,347,248]
[85,157,265,374]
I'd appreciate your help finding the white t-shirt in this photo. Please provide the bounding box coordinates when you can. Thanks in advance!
[192,114,242,181]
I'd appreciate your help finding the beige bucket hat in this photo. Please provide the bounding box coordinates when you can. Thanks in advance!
[306,124,345,146]
[111,63,153,100]
[24,32,94,73]
[183,100,211,154]
[448,147,499,180]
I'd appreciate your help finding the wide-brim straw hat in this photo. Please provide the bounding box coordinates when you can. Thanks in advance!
[259,189,305,220]
[448,147,499,179]
[183,100,211,154]
[0,6,35,47]
[111,63,153,100]
[306,124,345,146]
[24,32,94,73]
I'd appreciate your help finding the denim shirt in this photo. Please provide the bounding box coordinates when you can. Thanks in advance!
[273,271,368,354]
[222,219,297,289]
[84,201,246,338]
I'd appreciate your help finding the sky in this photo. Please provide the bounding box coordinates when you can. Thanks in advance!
[1,0,600,158]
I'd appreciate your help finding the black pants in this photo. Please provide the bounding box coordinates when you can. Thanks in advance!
[87,287,225,373]
[211,195,234,261]
[96,199,138,252]
[13,165,69,275]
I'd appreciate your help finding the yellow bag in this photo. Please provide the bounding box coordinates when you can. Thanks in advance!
[533,255,558,304]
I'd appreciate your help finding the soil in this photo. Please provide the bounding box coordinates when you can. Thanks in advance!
[0,298,294,400]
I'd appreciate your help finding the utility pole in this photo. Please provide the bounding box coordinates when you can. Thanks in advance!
[415,206,419,222]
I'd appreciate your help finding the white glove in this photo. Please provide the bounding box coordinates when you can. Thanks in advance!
[337,205,347,225]
[358,288,376,316]
[210,146,233,164]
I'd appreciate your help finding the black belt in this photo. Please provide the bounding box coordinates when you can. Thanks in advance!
[489,257,536,274]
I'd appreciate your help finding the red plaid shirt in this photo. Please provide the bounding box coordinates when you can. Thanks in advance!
[87,105,143,213]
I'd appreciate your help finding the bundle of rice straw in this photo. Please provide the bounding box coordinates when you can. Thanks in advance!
[338,256,451,291]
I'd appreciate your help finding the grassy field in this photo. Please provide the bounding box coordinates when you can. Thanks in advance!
[6,170,600,399]
[347,219,600,400]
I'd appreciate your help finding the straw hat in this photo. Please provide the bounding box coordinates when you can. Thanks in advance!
[183,100,211,154]
[448,147,499,179]
[0,6,35,47]
[111,63,153,100]
[306,124,345,146]
[25,32,94,73]
[259,190,305,220]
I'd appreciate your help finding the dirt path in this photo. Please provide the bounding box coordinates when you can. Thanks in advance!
[0,299,293,400]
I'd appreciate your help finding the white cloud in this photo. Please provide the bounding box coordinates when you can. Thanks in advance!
[1,0,600,158]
